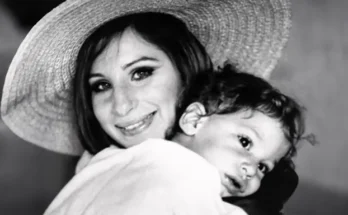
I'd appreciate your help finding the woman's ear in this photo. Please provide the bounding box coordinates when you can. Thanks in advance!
[179,102,207,136]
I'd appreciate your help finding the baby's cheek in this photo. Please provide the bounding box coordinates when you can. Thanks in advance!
[246,178,261,196]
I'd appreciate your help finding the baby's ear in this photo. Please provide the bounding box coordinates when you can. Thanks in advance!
[179,102,207,136]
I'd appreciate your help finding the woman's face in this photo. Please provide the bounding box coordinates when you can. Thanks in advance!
[89,29,182,148]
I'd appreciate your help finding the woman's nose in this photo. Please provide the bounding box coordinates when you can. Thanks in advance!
[240,162,258,180]
[111,86,135,116]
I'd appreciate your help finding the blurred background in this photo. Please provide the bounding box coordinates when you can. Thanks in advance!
[0,0,347,214]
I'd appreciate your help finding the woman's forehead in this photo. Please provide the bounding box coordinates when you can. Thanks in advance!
[91,30,167,72]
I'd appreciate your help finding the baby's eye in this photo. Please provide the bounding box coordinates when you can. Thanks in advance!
[90,81,111,93]
[237,135,252,150]
[258,163,269,174]
[131,67,154,81]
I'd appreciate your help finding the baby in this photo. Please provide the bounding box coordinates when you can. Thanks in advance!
[44,64,311,215]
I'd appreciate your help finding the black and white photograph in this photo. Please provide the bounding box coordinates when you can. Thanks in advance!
[0,0,347,214]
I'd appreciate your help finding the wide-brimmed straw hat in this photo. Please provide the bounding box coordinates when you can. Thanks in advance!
[1,0,291,155]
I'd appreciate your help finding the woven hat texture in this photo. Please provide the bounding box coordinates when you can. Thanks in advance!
[1,0,292,155]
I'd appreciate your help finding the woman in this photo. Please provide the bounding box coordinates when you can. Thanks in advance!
[1,0,295,214]
[74,12,213,154]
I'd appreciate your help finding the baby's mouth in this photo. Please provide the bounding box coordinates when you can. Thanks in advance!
[115,111,156,136]
[223,173,246,195]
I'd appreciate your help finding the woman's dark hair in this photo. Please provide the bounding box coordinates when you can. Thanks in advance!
[73,12,213,154]
[179,64,317,161]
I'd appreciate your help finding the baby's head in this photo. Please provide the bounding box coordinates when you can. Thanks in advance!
[172,64,310,198]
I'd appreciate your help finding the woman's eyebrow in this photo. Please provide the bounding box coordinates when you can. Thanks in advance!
[89,73,103,79]
[122,56,159,69]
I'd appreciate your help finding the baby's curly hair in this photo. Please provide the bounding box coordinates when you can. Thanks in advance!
[176,64,316,161]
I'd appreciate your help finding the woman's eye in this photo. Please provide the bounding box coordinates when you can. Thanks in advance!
[237,135,252,150]
[90,81,111,93]
[131,67,154,81]
[258,163,269,174]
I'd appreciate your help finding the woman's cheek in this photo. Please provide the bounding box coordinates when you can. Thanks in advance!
[92,94,110,123]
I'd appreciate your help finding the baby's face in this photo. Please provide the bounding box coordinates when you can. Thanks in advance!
[187,110,289,197]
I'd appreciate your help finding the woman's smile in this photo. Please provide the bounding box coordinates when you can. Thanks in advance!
[115,111,156,136]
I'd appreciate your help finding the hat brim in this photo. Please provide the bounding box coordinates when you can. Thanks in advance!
[1,0,291,155]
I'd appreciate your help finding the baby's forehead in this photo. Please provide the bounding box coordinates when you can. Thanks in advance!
[236,110,283,130]
[260,139,290,162]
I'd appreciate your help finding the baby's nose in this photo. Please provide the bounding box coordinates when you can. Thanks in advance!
[241,162,257,179]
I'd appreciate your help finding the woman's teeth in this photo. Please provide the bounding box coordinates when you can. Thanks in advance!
[123,120,145,131]
[118,112,155,135]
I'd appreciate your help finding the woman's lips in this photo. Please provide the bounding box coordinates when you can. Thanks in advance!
[115,111,156,136]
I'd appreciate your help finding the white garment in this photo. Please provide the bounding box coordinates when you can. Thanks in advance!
[44,139,247,215]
